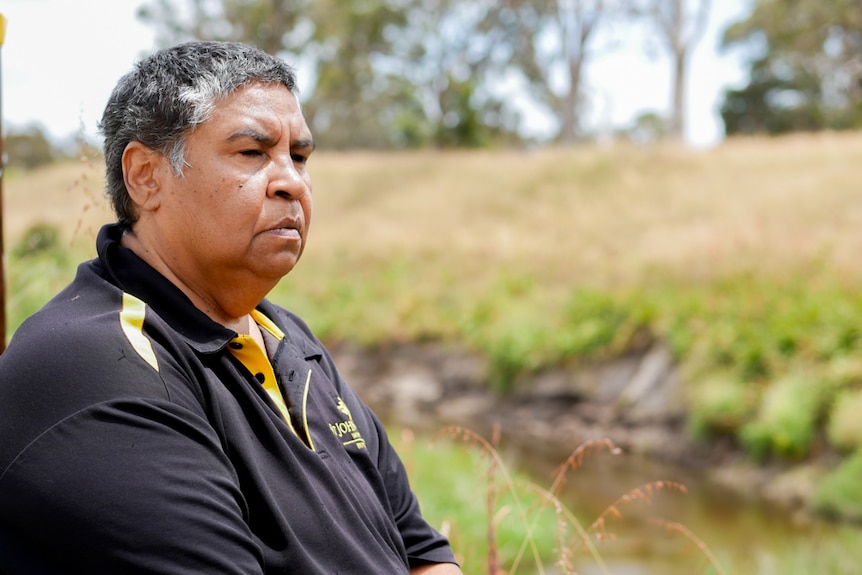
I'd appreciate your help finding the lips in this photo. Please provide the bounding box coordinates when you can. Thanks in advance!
[270,216,301,233]
[262,216,302,241]
[269,227,301,239]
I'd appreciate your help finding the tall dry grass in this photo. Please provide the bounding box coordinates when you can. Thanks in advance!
[303,133,862,287]
[8,131,860,287]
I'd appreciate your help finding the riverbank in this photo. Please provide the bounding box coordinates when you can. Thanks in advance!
[329,338,843,526]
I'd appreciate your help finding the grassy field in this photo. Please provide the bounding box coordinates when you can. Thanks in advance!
[8,132,862,284]
[6,132,862,523]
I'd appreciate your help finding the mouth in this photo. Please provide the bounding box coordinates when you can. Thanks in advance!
[266,218,302,240]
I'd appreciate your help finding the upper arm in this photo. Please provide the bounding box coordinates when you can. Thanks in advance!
[0,399,263,574]
[363,408,459,568]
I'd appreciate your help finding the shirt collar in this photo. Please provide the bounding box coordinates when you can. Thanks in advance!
[96,223,234,354]
[95,223,323,360]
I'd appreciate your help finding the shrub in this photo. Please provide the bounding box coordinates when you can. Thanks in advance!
[688,374,757,439]
[826,389,862,453]
[814,449,862,522]
[740,373,826,460]
[12,222,61,257]
[558,288,644,359]
[6,229,84,335]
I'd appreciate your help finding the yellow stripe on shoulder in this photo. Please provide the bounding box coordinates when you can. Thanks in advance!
[120,292,159,371]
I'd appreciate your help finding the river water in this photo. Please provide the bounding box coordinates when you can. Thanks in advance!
[504,445,861,575]
[374,396,859,573]
[380,410,862,574]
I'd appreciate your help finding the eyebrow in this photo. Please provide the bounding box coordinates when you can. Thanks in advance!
[227,129,315,151]
[294,138,316,152]
[227,129,275,147]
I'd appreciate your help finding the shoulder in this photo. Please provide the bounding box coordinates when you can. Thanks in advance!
[0,398,261,574]
[0,267,172,467]
[3,272,161,388]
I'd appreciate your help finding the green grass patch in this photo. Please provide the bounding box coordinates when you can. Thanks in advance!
[814,450,862,522]
[687,373,758,440]
[7,223,84,335]
[391,427,562,573]
[827,388,862,452]
[739,372,829,460]
[772,526,862,575]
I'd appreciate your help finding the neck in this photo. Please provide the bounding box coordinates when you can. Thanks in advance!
[120,227,269,332]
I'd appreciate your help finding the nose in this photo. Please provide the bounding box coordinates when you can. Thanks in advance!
[267,155,310,200]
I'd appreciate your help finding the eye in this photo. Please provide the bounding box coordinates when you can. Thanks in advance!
[240,149,264,157]
[291,153,309,165]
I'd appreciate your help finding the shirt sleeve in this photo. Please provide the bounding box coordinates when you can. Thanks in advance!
[0,399,264,574]
[363,405,458,568]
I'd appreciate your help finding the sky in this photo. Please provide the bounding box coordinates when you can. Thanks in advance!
[0,0,753,148]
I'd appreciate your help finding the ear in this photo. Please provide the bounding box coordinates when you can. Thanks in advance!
[122,141,167,212]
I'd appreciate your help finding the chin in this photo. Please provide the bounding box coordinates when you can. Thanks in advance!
[265,256,301,279]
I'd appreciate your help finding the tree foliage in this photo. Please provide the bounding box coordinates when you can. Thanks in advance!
[4,125,63,170]
[486,0,622,143]
[720,0,862,135]
[392,0,517,148]
[138,0,411,148]
[121,0,862,147]
[136,0,646,147]
[137,0,521,148]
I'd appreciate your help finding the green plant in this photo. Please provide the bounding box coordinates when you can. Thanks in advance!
[740,373,827,460]
[7,235,81,335]
[687,374,757,439]
[826,388,862,452]
[392,427,561,573]
[814,449,862,522]
[557,288,637,358]
[13,222,61,257]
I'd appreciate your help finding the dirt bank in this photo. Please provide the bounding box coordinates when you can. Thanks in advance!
[329,339,830,523]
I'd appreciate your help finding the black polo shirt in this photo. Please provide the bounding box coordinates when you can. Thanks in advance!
[0,224,456,573]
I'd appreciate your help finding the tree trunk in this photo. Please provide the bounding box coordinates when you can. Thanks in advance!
[560,57,583,144]
[670,46,687,141]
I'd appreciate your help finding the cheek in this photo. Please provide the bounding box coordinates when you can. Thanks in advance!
[225,183,265,217]
[302,199,313,232]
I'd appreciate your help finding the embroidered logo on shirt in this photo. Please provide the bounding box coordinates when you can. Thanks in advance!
[329,396,366,450]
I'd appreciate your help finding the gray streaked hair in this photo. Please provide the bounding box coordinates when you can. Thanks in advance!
[98,41,298,228]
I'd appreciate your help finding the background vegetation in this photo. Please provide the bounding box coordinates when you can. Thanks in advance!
[13,0,862,155]
[6,133,862,531]
[5,0,862,571]
[134,0,862,145]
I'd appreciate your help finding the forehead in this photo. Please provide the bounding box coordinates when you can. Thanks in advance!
[201,82,310,138]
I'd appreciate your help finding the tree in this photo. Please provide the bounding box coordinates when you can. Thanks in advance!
[635,0,711,141]
[720,0,862,136]
[137,0,422,148]
[627,110,670,144]
[488,0,621,144]
[297,1,415,148]
[383,0,519,148]
[137,0,312,56]
[720,56,826,135]
[4,125,60,170]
